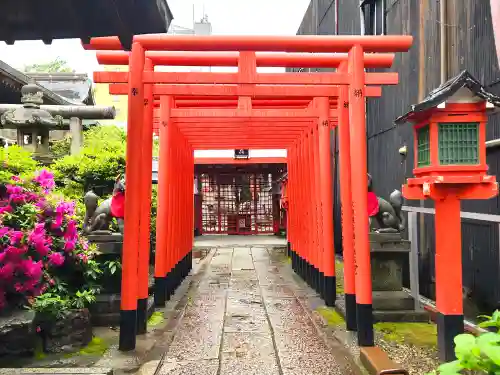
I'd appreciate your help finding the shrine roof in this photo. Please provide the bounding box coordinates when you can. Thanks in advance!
[0,60,94,106]
[27,73,96,105]
[0,0,173,49]
[395,70,500,124]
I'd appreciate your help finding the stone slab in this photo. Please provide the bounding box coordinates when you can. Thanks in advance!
[225,297,269,333]
[221,332,279,375]
[158,359,218,375]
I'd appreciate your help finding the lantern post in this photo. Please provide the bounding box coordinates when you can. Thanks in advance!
[397,71,500,361]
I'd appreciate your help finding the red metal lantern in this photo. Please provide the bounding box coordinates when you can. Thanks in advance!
[396,70,500,362]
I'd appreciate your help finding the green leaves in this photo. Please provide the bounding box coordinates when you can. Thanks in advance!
[428,311,500,374]
[104,260,122,276]
[0,145,39,182]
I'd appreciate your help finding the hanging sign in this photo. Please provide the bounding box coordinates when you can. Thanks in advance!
[234,149,249,159]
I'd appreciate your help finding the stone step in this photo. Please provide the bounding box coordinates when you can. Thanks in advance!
[0,368,113,375]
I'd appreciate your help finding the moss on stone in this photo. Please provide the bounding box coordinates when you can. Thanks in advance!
[148,311,164,327]
[317,306,345,326]
[335,259,345,295]
[77,336,109,356]
[33,339,46,361]
[374,322,437,349]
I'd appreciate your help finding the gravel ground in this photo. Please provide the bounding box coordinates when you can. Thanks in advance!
[375,334,439,375]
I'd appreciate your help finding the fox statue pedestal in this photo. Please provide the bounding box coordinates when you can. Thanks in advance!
[86,233,155,326]
[370,233,428,322]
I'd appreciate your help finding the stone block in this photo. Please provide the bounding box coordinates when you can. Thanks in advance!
[372,291,415,311]
[370,251,407,291]
[0,309,36,357]
[36,309,92,354]
[90,295,155,327]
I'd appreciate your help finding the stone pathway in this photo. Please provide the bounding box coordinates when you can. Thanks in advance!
[155,246,362,375]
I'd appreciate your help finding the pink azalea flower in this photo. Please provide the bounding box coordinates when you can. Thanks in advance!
[22,260,43,280]
[64,239,76,252]
[78,253,88,263]
[48,252,65,267]
[9,231,23,245]
[34,241,50,256]
[5,245,26,260]
[6,185,23,195]
[51,213,64,230]
[33,169,55,193]
[0,263,15,280]
[0,227,9,237]
[0,205,12,214]
[64,220,77,241]
[57,201,75,217]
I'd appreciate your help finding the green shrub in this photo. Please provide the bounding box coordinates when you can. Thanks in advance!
[51,126,126,198]
[428,311,500,374]
[0,145,39,183]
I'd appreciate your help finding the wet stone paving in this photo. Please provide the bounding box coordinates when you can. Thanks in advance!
[157,246,362,375]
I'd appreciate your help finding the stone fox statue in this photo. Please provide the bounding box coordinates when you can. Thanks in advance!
[83,175,126,234]
[368,173,406,233]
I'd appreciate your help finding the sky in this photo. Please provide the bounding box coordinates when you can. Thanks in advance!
[0,0,310,156]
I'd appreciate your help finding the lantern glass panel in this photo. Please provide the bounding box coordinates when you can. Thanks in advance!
[438,122,479,165]
[417,124,431,167]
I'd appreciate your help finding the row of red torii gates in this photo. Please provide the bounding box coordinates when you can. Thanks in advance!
[83,34,413,351]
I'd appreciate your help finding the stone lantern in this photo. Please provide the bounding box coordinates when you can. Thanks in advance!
[0,81,63,161]
[396,70,500,362]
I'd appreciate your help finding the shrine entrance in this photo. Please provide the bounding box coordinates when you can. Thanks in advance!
[198,165,283,235]
[85,34,413,352]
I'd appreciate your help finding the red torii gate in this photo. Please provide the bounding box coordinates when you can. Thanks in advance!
[85,34,412,352]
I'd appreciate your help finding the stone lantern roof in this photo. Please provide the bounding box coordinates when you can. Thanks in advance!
[0,81,64,130]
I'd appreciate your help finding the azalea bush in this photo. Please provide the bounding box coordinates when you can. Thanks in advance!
[0,169,98,312]
[429,311,500,374]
